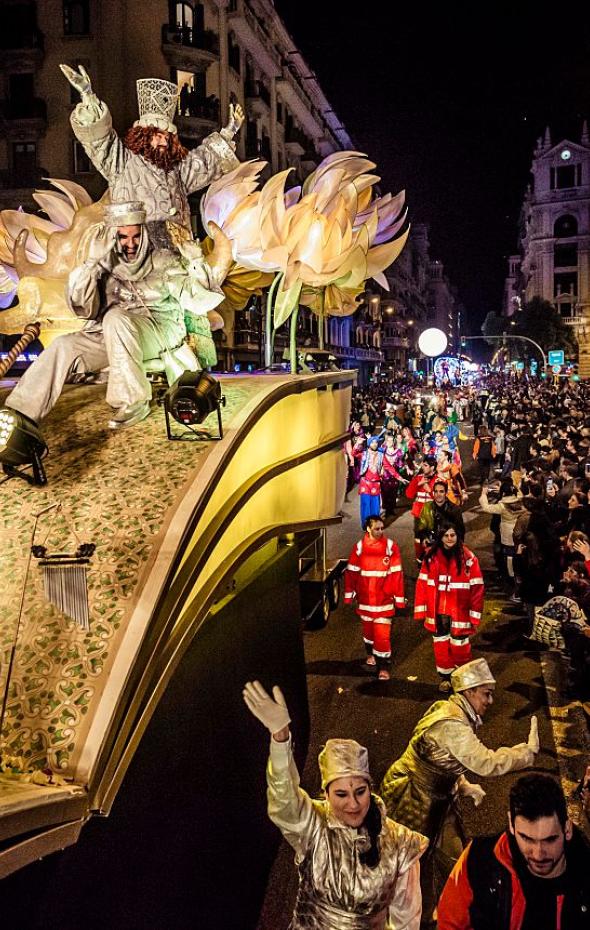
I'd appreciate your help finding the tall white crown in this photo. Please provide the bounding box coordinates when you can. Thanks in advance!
[134,78,179,134]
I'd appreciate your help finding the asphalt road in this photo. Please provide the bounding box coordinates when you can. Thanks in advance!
[257,449,570,929]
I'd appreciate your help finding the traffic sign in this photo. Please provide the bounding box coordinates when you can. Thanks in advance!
[548,350,565,366]
[552,364,562,374]
[515,362,525,371]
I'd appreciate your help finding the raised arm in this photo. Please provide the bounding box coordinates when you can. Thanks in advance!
[180,103,244,194]
[243,681,319,861]
[432,715,538,778]
[60,64,127,181]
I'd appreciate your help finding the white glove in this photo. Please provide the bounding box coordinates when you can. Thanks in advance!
[220,102,245,141]
[528,715,539,754]
[60,63,94,102]
[461,781,486,807]
[86,224,118,268]
[243,680,291,735]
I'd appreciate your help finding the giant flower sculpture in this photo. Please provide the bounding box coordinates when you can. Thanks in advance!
[201,151,408,369]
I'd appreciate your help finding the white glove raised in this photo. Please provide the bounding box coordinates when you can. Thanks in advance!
[220,102,245,141]
[243,680,291,736]
[528,715,539,754]
[60,63,94,102]
[85,224,118,267]
[461,781,486,807]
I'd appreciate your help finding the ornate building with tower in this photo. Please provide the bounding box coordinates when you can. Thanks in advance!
[504,123,590,373]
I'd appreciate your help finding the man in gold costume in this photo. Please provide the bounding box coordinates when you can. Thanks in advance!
[380,658,539,921]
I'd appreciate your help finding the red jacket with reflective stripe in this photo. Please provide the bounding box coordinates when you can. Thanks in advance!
[406,474,437,518]
[344,536,405,618]
[414,546,484,635]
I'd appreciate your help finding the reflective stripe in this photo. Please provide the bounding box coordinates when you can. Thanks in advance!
[418,573,429,581]
[395,597,405,605]
[374,618,392,626]
[469,610,482,619]
[414,605,427,613]
[358,603,394,613]
[450,636,469,645]
[470,577,484,585]
[433,634,450,642]
[360,570,389,577]
[427,579,436,587]
[436,665,455,674]
[373,648,391,657]
[346,564,361,572]
[389,565,402,573]
[448,582,470,589]
[453,621,473,629]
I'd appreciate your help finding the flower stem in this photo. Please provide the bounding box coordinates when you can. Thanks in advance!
[264,273,283,369]
[289,304,299,374]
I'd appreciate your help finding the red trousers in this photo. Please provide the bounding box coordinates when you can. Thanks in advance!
[432,614,472,675]
[361,615,392,659]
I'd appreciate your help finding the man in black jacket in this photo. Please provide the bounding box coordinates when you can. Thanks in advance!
[438,773,590,930]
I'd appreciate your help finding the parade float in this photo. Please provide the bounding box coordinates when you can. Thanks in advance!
[0,72,408,925]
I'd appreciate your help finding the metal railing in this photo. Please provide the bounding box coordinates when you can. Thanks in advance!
[161,24,219,55]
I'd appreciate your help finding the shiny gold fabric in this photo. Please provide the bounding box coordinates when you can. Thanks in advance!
[379,693,534,918]
[267,737,428,930]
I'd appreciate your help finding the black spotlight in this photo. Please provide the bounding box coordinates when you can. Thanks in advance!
[163,371,225,441]
[0,408,48,485]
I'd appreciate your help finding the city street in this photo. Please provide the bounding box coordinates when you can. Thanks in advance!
[258,449,590,929]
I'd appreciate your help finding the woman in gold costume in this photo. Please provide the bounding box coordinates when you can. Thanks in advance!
[243,681,428,930]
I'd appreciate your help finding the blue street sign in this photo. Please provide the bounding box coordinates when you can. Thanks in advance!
[548,350,565,366]
[515,362,525,371]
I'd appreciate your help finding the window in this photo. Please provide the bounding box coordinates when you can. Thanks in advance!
[12,142,37,184]
[554,243,577,268]
[63,0,90,35]
[554,271,577,297]
[553,214,578,238]
[73,140,92,173]
[228,33,240,73]
[552,164,577,190]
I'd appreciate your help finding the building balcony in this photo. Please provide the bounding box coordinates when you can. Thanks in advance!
[176,97,220,141]
[0,97,47,138]
[245,136,272,161]
[0,28,44,69]
[228,4,281,77]
[245,79,271,118]
[277,70,324,141]
[161,24,219,73]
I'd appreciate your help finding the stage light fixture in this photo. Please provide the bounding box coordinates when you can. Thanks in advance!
[0,408,48,485]
[163,371,225,441]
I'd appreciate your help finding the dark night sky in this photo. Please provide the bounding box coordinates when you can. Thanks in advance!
[273,1,590,331]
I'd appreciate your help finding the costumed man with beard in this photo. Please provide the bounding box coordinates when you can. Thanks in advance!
[60,65,243,250]
[380,659,539,926]
[344,515,405,681]
[415,524,484,691]
[3,202,224,429]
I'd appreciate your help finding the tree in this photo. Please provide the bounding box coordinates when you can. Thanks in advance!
[481,311,505,345]
[516,298,577,356]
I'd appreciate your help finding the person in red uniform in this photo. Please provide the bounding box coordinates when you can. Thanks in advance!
[437,773,590,930]
[406,455,438,561]
[414,524,484,691]
[344,516,405,680]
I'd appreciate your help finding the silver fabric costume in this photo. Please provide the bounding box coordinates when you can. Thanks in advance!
[70,95,239,234]
[379,693,534,916]
[6,233,188,422]
[267,737,427,930]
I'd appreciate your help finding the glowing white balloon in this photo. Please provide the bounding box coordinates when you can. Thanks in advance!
[418,327,448,357]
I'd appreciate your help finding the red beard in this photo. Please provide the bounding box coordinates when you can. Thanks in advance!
[123,126,188,172]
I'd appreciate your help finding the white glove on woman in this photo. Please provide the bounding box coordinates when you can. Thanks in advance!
[461,781,486,807]
[243,680,290,735]
[528,715,539,754]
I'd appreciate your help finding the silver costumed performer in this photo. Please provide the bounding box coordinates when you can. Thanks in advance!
[5,201,202,429]
[243,681,428,930]
[60,66,243,246]
[379,659,539,919]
